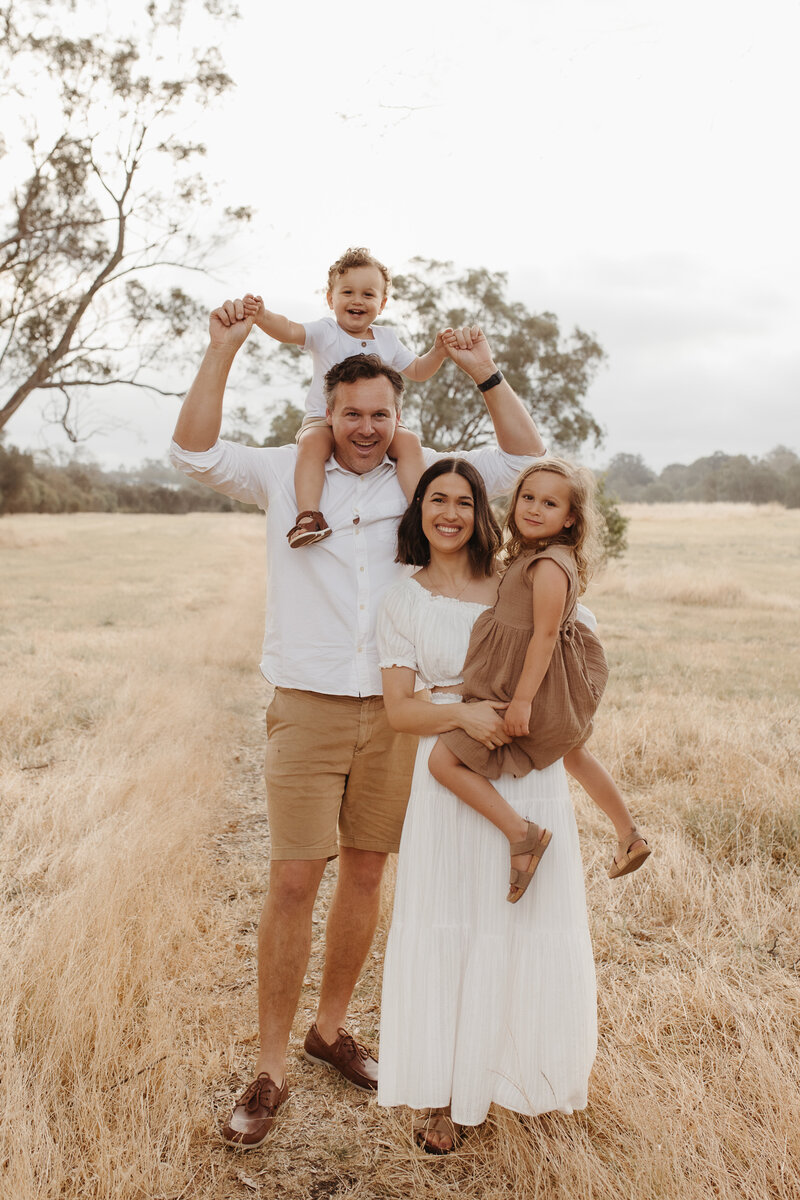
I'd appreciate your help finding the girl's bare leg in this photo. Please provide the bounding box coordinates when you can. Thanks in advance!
[428,740,546,879]
[563,745,647,861]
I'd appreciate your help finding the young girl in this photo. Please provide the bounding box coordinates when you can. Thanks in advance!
[242,247,448,547]
[429,458,650,903]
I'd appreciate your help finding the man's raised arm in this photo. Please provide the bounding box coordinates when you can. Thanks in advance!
[443,326,546,457]
[173,299,254,452]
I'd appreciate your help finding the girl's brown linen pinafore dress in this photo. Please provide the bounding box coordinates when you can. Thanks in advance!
[440,544,609,777]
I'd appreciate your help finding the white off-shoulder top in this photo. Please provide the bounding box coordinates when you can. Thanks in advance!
[376,577,489,690]
[377,574,599,694]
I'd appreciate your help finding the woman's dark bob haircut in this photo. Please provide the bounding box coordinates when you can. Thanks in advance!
[395,458,501,577]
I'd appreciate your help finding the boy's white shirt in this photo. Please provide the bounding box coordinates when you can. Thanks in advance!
[169,438,549,697]
[302,317,416,417]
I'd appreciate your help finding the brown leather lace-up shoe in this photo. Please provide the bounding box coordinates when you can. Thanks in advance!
[220,1072,289,1148]
[303,1024,378,1090]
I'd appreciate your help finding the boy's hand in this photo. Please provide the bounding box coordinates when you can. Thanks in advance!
[243,293,266,324]
[503,697,532,738]
[434,328,453,354]
[208,298,254,351]
[442,325,499,383]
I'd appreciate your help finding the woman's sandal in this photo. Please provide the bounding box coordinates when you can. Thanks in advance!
[507,820,552,904]
[608,827,651,879]
[412,1106,463,1155]
[287,510,332,549]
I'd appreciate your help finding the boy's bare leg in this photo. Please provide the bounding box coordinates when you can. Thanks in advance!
[315,847,387,1042]
[389,427,426,504]
[253,857,327,1084]
[428,740,541,878]
[564,745,647,856]
[294,425,335,517]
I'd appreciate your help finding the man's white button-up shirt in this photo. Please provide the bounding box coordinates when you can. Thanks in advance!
[169,439,537,697]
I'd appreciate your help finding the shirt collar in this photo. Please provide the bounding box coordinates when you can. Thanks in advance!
[324,454,395,478]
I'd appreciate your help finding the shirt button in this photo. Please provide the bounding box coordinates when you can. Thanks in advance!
[361,341,367,347]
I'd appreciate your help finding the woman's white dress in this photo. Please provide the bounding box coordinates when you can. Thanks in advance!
[376,578,597,1127]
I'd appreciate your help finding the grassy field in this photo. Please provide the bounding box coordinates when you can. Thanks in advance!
[0,506,798,1200]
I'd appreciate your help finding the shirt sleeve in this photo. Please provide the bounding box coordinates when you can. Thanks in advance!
[576,602,597,632]
[377,582,418,671]
[302,317,338,357]
[377,327,416,372]
[169,438,280,509]
[421,445,540,500]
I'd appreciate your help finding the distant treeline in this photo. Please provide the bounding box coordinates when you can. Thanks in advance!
[602,447,800,506]
[2,441,799,517]
[0,444,253,516]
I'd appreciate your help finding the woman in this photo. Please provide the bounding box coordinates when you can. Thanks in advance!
[376,458,597,1153]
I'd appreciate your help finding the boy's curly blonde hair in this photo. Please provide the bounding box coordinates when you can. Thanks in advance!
[326,247,391,295]
[504,458,602,593]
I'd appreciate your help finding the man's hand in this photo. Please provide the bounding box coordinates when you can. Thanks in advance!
[208,298,254,352]
[442,325,499,384]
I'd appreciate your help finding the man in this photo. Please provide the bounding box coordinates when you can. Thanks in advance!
[171,300,546,1148]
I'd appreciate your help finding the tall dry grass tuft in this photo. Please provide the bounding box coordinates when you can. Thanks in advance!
[1,505,799,1199]
[0,514,268,1198]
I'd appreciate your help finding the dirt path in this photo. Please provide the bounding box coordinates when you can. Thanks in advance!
[195,680,541,1200]
[196,681,415,1200]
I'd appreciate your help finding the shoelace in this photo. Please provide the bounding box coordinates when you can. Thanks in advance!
[241,1074,280,1112]
[336,1029,370,1062]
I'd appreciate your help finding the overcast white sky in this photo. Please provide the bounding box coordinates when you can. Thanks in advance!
[9,0,800,471]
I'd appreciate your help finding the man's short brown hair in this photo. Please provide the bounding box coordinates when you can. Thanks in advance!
[327,247,391,295]
[323,353,405,414]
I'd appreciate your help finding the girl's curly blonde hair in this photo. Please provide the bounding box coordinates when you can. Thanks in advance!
[504,458,602,593]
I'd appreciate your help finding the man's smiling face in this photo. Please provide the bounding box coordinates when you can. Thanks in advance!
[326,376,399,475]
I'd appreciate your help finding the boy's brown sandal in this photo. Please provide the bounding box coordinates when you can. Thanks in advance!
[287,511,332,548]
[220,1072,289,1149]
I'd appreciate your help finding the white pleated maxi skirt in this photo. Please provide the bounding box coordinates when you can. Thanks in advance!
[377,699,597,1128]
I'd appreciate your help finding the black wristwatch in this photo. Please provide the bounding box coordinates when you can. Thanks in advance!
[476,370,503,393]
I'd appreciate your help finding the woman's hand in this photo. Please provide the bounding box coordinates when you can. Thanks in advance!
[504,698,532,738]
[458,700,511,749]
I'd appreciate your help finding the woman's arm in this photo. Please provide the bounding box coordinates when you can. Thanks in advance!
[503,559,568,737]
[382,666,509,747]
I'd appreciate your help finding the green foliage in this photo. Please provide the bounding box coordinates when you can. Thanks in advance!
[0,443,249,515]
[594,476,629,560]
[603,446,800,505]
[0,0,249,440]
[261,403,304,447]
[390,259,606,454]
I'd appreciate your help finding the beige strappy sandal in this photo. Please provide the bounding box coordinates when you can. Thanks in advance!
[412,1106,463,1155]
[608,827,651,879]
[507,820,552,903]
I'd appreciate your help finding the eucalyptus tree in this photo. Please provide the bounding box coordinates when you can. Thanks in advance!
[0,0,250,440]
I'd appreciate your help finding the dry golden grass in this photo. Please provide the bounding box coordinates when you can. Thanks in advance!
[1,505,799,1199]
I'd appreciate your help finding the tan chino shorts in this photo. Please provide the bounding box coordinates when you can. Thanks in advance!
[264,688,417,860]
